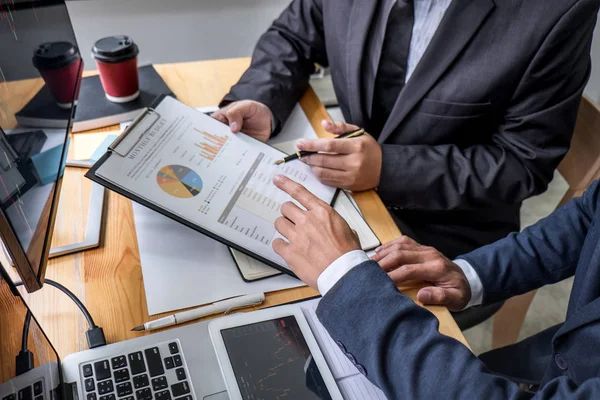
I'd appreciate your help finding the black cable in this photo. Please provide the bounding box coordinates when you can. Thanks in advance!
[15,279,96,328]
[15,278,106,354]
[21,310,31,352]
[17,311,34,376]
[44,279,96,328]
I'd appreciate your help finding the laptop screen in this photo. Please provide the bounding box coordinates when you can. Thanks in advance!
[0,0,81,291]
[0,272,64,400]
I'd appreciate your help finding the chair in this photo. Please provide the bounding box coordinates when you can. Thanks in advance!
[491,95,600,349]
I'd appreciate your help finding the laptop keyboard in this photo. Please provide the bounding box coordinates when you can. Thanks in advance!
[2,379,45,400]
[79,340,195,400]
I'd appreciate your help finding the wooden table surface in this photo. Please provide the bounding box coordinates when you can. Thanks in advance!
[13,58,468,360]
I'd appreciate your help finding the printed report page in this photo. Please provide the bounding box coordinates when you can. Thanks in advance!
[95,96,336,268]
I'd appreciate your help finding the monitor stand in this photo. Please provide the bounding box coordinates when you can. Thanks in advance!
[49,178,107,258]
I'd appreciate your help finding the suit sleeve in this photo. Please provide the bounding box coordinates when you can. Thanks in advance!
[457,179,600,304]
[317,260,600,399]
[377,0,597,211]
[220,0,327,131]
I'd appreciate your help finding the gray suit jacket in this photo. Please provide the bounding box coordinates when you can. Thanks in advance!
[222,0,598,253]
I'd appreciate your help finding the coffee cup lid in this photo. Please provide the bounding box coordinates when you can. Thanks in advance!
[32,42,80,70]
[92,36,139,63]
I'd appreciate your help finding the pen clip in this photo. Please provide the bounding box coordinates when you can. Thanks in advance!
[224,299,265,314]
[336,128,365,139]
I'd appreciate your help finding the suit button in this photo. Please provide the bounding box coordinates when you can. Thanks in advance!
[335,340,346,353]
[356,364,367,376]
[345,353,357,365]
[555,354,568,371]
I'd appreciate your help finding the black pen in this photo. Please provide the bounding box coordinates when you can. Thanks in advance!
[274,128,365,165]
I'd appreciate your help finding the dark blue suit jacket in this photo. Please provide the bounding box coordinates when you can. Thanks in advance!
[317,180,600,398]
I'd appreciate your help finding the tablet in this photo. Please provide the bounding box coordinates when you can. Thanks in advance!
[209,306,342,400]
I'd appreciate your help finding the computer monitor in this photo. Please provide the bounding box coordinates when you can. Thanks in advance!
[0,0,81,292]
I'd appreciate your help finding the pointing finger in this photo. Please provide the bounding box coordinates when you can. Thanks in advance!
[273,175,324,211]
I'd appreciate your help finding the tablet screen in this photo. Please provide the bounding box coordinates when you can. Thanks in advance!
[221,316,333,400]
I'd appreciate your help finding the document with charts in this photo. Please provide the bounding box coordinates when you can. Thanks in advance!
[87,95,337,273]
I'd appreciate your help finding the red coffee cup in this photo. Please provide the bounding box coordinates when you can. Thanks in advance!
[91,36,140,103]
[32,42,83,109]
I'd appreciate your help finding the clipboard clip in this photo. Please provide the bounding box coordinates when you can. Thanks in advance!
[109,107,161,157]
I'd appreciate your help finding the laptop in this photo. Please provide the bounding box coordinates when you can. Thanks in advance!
[0,269,230,400]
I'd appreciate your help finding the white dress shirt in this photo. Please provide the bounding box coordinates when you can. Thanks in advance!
[406,0,453,82]
[317,251,484,310]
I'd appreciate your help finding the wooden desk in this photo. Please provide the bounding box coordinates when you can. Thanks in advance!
[15,58,468,359]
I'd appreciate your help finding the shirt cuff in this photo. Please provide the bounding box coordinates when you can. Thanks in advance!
[453,258,484,309]
[317,250,370,295]
[270,110,277,134]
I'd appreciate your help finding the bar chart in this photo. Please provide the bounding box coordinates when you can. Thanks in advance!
[193,128,228,161]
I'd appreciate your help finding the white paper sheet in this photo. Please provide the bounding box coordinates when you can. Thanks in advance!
[134,104,318,315]
[134,202,305,315]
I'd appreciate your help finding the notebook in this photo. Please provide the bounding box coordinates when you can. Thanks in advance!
[230,139,380,281]
[72,65,174,132]
[15,65,173,132]
[14,85,73,128]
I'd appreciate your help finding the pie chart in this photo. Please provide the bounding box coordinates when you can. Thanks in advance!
[157,165,203,199]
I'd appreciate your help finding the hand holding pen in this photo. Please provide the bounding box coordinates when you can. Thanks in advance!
[280,120,383,192]
[274,127,365,165]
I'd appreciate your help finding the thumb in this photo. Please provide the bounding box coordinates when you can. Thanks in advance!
[417,287,467,311]
[225,108,244,133]
[321,120,359,135]
[224,102,257,133]
[417,286,453,306]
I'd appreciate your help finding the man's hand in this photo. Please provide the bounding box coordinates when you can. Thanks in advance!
[298,120,382,191]
[212,100,273,142]
[271,175,361,289]
[372,236,472,311]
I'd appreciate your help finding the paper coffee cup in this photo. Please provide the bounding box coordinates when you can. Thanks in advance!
[92,36,140,103]
[32,42,83,109]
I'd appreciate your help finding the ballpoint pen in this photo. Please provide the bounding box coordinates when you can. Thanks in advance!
[131,292,265,332]
[274,128,365,165]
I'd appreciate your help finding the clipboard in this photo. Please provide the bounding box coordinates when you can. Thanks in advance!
[86,95,339,278]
